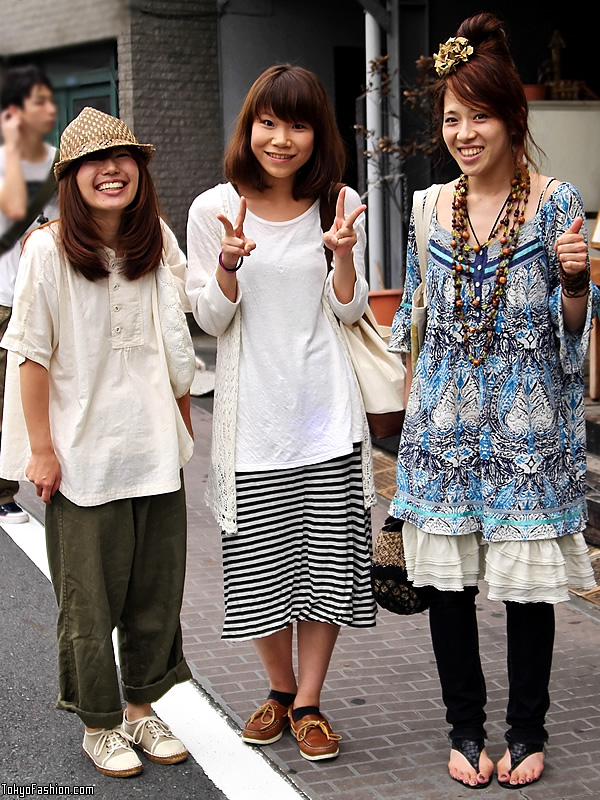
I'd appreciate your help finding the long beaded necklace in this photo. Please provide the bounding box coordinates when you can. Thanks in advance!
[466,194,510,251]
[451,168,530,366]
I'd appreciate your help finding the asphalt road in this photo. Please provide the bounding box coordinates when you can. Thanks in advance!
[0,528,227,800]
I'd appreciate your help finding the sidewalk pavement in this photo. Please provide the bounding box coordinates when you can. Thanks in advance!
[18,399,600,800]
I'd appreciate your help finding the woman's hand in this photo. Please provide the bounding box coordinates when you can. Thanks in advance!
[25,451,61,505]
[556,217,590,332]
[217,196,256,269]
[326,187,367,304]
[176,391,194,440]
[555,217,588,276]
[323,187,366,260]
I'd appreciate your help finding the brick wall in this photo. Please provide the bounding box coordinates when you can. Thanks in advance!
[120,0,223,249]
[1,0,222,249]
[0,0,127,54]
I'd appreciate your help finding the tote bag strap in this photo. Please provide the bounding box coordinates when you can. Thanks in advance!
[413,183,443,285]
[0,151,58,256]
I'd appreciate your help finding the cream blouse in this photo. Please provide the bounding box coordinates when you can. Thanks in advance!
[0,220,195,506]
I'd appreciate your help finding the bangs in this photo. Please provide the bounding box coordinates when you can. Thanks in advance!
[446,73,494,116]
[252,72,321,127]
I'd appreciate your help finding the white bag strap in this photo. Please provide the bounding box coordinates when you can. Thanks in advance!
[413,183,443,285]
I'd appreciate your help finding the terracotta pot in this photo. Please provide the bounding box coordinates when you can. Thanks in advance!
[368,288,403,327]
[524,84,547,101]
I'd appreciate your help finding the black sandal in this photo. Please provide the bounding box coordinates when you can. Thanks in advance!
[450,737,492,790]
[497,741,544,789]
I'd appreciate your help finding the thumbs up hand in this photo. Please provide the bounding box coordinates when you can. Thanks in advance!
[555,216,588,276]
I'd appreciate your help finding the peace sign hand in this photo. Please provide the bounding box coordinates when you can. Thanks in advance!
[217,196,256,270]
[323,187,367,261]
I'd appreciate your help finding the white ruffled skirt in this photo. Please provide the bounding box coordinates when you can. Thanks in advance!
[402,521,596,603]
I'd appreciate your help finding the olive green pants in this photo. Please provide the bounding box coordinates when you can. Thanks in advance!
[45,480,191,728]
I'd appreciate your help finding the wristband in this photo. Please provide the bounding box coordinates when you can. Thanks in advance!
[219,251,243,273]
[559,263,590,295]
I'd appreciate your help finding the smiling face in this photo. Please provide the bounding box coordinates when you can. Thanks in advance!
[75,147,139,221]
[250,111,314,186]
[442,89,513,179]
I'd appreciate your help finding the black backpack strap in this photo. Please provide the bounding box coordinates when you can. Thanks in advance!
[0,151,59,256]
[320,182,345,271]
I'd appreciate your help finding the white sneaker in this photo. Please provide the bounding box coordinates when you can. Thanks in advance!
[82,727,143,777]
[0,502,29,524]
[122,714,188,764]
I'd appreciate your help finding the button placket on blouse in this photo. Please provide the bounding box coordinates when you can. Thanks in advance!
[108,261,144,347]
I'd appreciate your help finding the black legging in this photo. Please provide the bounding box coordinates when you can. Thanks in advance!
[426,586,555,744]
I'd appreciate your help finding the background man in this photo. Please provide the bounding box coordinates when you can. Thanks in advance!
[0,65,58,523]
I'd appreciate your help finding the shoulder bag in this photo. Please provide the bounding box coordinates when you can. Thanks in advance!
[371,516,429,615]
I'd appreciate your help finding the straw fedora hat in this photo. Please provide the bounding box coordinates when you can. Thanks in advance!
[54,106,155,180]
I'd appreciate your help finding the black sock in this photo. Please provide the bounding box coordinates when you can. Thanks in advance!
[267,689,296,708]
[292,705,321,722]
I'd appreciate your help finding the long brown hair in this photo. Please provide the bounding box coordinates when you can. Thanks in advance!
[58,147,163,281]
[224,64,346,201]
[432,13,541,171]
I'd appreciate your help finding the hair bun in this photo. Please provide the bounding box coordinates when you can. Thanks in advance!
[456,12,508,51]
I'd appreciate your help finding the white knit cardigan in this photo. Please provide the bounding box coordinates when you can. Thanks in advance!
[205,292,376,534]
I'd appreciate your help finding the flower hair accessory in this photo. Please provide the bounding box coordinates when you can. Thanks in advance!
[434,36,474,77]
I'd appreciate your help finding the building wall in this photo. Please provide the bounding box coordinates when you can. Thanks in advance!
[0,0,127,54]
[529,101,600,211]
[1,0,222,250]
[219,0,365,142]
[119,1,222,247]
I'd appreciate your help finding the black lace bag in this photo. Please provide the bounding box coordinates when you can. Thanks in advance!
[371,516,429,615]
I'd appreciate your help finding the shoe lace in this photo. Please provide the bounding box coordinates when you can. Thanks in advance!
[94,728,130,757]
[131,716,175,744]
[294,718,342,743]
[246,702,277,730]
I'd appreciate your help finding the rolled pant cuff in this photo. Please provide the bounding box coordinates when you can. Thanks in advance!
[449,727,487,742]
[505,727,548,745]
[0,491,18,505]
[122,659,192,706]
[56,698,124,730]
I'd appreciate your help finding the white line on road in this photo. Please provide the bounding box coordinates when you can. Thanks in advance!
[2,517,308,800]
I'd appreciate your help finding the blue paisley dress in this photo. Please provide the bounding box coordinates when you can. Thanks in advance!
[389,181,598,601]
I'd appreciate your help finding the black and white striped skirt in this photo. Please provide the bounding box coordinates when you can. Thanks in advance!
[221,445,377,640]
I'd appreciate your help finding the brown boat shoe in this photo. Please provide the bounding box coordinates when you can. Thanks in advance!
[242,699,292,745]
[288,710,342,761]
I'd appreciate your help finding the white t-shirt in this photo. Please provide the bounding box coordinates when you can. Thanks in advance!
[186,182,366,471]
[0,221,194,506]
[0,143,58,307]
